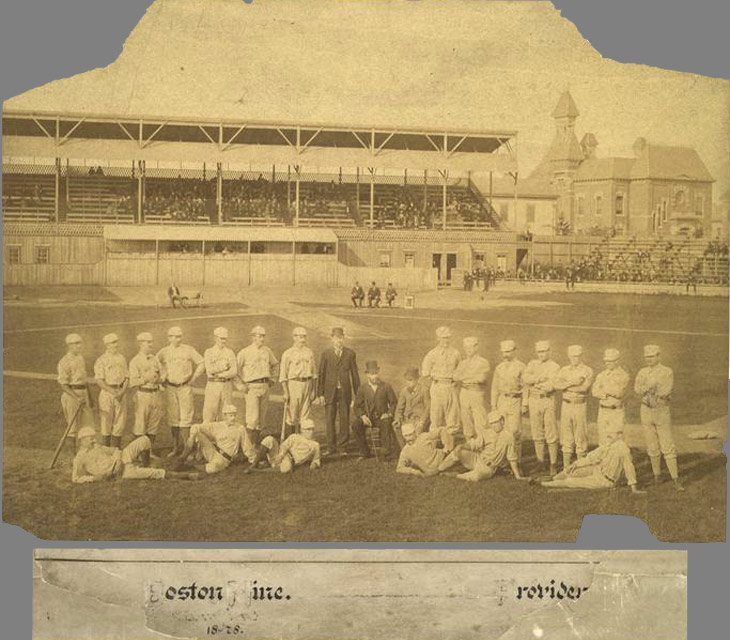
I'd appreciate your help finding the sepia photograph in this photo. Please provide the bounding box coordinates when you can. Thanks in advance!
[2,0,728,542]
[32,549,687,640]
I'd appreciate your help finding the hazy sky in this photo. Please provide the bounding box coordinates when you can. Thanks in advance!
[5,0,728,201]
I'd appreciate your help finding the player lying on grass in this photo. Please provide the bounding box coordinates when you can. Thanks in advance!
[396,422,452,477]
[176,404,243,475]
[72,427,199,483]
[260,418,321,473]
[537,430,646,494]
[436,410,528,482]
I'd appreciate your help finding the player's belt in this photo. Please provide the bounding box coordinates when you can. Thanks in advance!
[213,443,233,462]
[503,392,522,398]
[433,378,453,384]
[165,381,188,388]
[642,399,670,408]
[562,397,586,404]
[107,383,124,389]
[530,390,554,398]
[289,376,312,382]
[600,402,623,409]
[68,384,87,390]
[138,386,160,393]
[207,378,231,383]
[246,377,270,384]
[461,383,485,388]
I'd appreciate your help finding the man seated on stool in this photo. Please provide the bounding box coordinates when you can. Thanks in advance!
[396,423,450,477]
[176,404,243,476]
[72,427,199,483]
[437,410,527,483]
[538,430,645,494]
[260,418,322,474]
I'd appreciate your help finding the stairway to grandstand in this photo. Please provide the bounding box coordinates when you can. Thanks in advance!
[2,170,56,222]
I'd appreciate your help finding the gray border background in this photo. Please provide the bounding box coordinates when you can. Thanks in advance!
[0,0,727,637]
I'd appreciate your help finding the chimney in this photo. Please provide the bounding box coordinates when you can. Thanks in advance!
[581,133,598,159]
[633,137,647,157]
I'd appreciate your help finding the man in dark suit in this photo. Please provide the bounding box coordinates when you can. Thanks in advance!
[351,360,399,460]
[317,327,360,456]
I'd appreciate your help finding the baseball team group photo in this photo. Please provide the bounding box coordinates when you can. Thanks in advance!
[2,0,728,543]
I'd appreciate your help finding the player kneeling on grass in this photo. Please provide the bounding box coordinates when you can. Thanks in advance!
[396,423,451,477]
[538,430,645,494]
[72,427,198,483]
[437,410,527,483]
[260,418,321,473]
[177,404,243,476]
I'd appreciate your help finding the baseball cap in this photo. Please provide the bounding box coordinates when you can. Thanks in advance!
[293,327,308,337]
[213,327,229,339]
[567,345,583,357]
[535,340,551,352]
[644,344,661,357]
[136,332,154,342]
[436,326,452,338]
[167,326,183,337]
[604,348,620,362]
[400,423,416,436]
[500,340,516,352]
[487,410,504,424]
[222,404,238,415]
[77,426,97,440]
[250,325,266,336]
[65,333,82,345]
[463,336,479,348]
[103,333,119,345]
[301,418,315,431]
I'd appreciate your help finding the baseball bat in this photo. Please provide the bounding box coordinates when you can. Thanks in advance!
[49,401,84,470]
[280,399,289,442]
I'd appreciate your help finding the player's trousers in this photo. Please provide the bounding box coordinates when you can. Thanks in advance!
[133,388,164,437]
[244,381,270,431]
[597,405,625,447]
[99,389,128,437]
[164,383,195,428]
[260,435,305,473]
[640,405,676,459]
[459,385,488,439]
[429,381,460,431]
[190,425,232,475]
[548,465,613,490]
[203,380,234,423]
[497,394,523,457]
[285,378,313,426]
[352,415,398,458]
[560,399,588,458]
[528,394,558,445]
[61,388,95,436]
[325,388,351,453]
[455,449,497,480]
[120,436,166,480]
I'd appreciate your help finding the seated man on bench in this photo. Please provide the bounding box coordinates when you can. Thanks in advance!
[168,283,203,309]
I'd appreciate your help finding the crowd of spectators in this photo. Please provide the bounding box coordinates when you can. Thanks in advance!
[222,174,287,220]
[2,182,53,211]
[144,177,214,222]
[299,181,353,220]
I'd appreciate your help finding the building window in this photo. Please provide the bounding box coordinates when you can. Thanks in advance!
[615,193,624,215]
[7,245,21,265]
[35,245,50,264]
[379,251,392,268]
[404,252,415,268]
[473,252,485,267]
[526,204,535,224]
[695,194,704,216]
[576,195,585,216]
[595,194,603,217]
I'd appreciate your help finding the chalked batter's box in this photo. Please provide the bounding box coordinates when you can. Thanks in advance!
[33,549,686,640]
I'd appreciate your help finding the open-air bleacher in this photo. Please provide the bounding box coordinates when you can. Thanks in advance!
[2,169,56,222]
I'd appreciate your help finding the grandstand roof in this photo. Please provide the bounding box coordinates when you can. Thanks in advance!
[629,144,714,182]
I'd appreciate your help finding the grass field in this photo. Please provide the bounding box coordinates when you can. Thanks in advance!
[2,286,727,542]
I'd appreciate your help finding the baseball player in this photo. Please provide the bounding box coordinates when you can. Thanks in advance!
[57,333,96,444]
[236,325,280,465]
[279,327,318,438]
[157,326,205,457]
[539,430,645,494]
[72,426,198,483]
[523,340,561,474]
[634,345,684,491]
[453,336,490,440]
[393,367,430,435]
[421,326,462,438]
[437,410,527,482]
[128,332,164,451]
[490,340,526,455]
[202,327,237,423]
[260,418,322,473]
[178,404,244,476]
[94,333,129,449]
[592,349,630,447]
[396,423,449,477]
[554,345,594,469]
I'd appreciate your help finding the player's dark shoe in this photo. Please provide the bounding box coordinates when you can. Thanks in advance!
[673,480,686,492]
